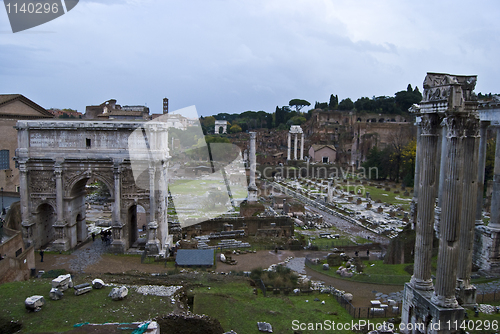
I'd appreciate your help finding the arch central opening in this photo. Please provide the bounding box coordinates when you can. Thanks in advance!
[68,177,112,247]
[36,203,56,248]
[128,204,147,249]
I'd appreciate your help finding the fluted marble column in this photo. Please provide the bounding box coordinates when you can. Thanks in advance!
[294,134,298,160]
[287,133,291,161]
[410,113,441,291]
[437,123,448,208]
[475,121,490,225]
[432,115,468,308]
[434,122,448,237]
[410,119,422,230]
[489,127,500,230]
[457,117,480,291]
[300,133,304,160]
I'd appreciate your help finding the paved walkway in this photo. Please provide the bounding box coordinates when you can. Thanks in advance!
[69,239,108,273]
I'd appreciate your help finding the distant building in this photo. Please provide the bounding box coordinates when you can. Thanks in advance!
[0,94,53,193]
[47,108,83,119]
[84,99,150,120]
[163,98,169,114]
[308,144,337,163]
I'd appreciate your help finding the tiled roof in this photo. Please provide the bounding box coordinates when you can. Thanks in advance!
[310,144,336,151]
[0,94,53,117]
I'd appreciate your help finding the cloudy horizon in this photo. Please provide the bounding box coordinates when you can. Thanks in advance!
[1,0,499,117]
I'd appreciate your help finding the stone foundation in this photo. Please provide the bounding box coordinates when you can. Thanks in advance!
[402,283,464,334]
[473,226,500,274]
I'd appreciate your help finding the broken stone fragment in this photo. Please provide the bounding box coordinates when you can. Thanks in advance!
[25,295,45,311]
[257,322,273,332]
[49,288,64,300]
[92,278,105,289]
[74,283,92,296]
[109,286,128,300]
[51,274,72,291]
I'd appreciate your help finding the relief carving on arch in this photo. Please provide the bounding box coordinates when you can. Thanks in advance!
[29,170,56,194]
[121,167,148,195]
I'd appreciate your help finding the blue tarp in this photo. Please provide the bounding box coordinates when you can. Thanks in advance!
[175,249,214,266]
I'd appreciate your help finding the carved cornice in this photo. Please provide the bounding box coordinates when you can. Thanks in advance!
[420,73,478,115]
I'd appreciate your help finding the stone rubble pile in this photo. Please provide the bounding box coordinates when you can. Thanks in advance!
[198,238,251,250]
[478,304,498,314]
[134,285,182,297]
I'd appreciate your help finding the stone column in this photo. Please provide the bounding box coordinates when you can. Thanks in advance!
[149,166,156,223]
[19,161,34,246]
[410,113,440,291]
[147,163,161,253]
[437,123,448,208]
[432,115,468,308]
[457,116,480,306]
[410,118,422,230]
[287,133,291,160]
[52,161,69,250]
[475,121,490,225]
[489,127,500,230]
[300,133,304,160]
[294,133,298,160]
[112,162,121,225]
[327,181,333,203]
[55,163,64,224]
[248,132,258,202]
[434,122,448,237]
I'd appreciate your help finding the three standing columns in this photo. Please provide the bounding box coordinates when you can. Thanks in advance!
[431,115,480,308]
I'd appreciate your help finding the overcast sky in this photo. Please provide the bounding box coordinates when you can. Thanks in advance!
[1,0,499,117]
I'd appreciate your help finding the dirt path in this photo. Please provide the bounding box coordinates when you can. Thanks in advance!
[37,240,171,275]
[36,245,404,308]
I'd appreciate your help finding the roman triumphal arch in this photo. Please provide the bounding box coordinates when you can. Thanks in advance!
[15,120,170,254]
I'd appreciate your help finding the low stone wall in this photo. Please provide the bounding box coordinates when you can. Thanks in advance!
[0,228,35,283]
[183,216,294,239]
[473,226,500,274]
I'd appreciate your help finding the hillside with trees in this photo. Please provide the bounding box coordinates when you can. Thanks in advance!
[200,84,422,134]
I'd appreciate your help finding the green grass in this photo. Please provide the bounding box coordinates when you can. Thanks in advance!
[0,278,176,333]
[360,184,412,211]
[307,260,412,285]
[307,236,357,248]
[192,281,356,334]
